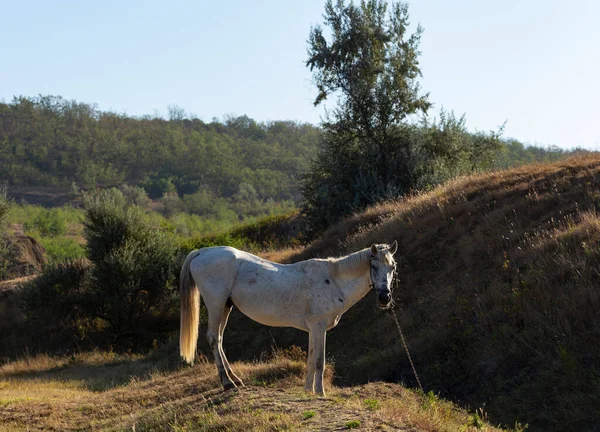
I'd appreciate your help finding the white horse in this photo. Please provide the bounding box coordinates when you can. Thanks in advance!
[179,241,398,396]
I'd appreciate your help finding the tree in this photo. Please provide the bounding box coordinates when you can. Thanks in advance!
[302,0,431,233]
[302,0,501,234]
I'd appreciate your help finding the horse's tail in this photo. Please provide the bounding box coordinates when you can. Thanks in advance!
[180,249,202,364]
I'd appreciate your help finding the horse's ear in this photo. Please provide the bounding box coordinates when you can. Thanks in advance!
[371,244,378,256]
[389,240,398,255]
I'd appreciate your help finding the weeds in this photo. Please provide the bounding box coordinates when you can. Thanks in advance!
[345,419,361,429]
[363,399,380,411]
[302,410,315,420]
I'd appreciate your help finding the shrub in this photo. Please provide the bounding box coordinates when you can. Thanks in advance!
[119,184,151,208]
[20,258,91,328]
[141,176,177,199]
[24,207,68,237]
[84,190,178,338]
[90,234,177,337]
[83,191,151,263]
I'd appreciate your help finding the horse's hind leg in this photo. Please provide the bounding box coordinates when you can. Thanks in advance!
[205,304,237,390]
[219,303,244,387]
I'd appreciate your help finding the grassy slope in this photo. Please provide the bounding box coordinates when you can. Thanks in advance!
[215,155,600,431]
[4,156,600,430]
[0,350,503,432]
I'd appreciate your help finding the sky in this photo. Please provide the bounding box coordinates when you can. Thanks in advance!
[1,0,598,149]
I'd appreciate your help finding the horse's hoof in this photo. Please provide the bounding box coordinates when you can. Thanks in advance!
[223,382,237,391]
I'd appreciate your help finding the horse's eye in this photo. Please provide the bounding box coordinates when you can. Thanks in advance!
[371,265,376,270]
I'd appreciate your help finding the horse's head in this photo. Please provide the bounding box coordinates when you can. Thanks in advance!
[369,241,398,309]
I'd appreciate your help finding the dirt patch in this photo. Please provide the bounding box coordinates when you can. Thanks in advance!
[1,235,46,281]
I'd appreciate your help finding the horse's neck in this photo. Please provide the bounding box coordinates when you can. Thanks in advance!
[330,250,372,310]
[338,271,372,310]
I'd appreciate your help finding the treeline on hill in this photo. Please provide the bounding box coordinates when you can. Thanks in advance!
[0,95,319,219]
[0,96,580,216]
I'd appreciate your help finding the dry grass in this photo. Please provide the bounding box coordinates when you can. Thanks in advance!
[4,156,600,430]
[0,350,505,431]
[213,155,600,431]
[302,155,600,430]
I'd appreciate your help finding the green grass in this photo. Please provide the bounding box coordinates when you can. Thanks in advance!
[363,398,380,411]
[345,419,361,429]
[36,237,84,263]
[302,410,316,420]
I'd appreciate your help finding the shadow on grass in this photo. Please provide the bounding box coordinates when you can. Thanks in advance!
[0,340,190,391]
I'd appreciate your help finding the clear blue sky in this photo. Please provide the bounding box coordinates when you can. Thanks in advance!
[2,0,598,149]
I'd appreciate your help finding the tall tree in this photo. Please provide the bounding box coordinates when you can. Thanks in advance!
[302,0,431,232]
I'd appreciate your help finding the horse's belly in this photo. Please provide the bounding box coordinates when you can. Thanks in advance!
[230,288,309,331]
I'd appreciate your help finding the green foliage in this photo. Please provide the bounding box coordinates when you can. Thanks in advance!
[182,188,236,220]
[0,187,10,227]
[142,176,177,199]
[90,236,176,336]
[345,419,361,429]
[230,212,304,249]
[302,410,316,420]
[0,187,12,279]
[119,184,151,208]
[307,0,430,120]
[83,190,178,337]
[492,139,575,169]
[24,207,68,237]
[363,399,380,411]
[83,191,152,263]
[303,1,503,234]
[20,258,91,328]
[20,191,179,344]
[179,233,255,255]
[0,96,318,218]
[37,236,84,263]
[303,114,501,233]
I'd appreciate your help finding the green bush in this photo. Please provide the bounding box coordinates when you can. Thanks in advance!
[119,184,151,208]
[84,190,178,337]
[24,207,68,237]
[20,258,91,328]
[21,191,179,345]
[141,176,177,199]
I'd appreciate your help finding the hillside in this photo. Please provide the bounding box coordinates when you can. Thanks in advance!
[3,155,599,430]
[0,96,319,207]
[0,349,503,431]
[212,155,600,431]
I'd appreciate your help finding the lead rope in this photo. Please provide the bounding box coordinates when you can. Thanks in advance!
[389,303,424,393]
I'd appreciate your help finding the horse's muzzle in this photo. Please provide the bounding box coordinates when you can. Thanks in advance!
[378,290,392,308]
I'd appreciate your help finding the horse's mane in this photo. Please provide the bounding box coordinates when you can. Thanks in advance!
[328,245,393,277]
[328,248,371,276]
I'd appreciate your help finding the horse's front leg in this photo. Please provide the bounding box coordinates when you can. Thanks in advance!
[304,330,316,393]
[313,329,327,396]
